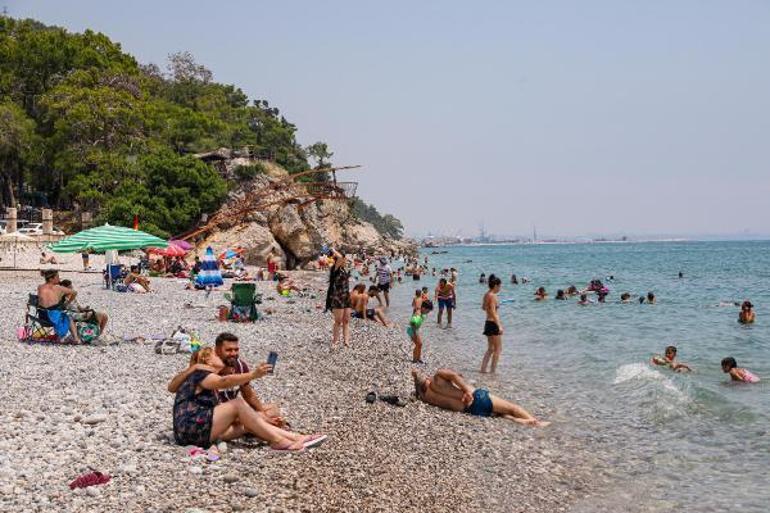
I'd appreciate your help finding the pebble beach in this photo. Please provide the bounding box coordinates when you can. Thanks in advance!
[0,256,598,513]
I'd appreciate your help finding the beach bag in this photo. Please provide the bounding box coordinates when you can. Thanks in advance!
[78,323,100,344]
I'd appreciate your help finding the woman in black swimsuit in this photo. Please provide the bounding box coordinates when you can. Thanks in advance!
[480,275,503,373]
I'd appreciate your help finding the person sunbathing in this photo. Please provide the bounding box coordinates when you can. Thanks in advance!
[39,252,58,265]
[169,346,326,452]
[276,275,300,296]
[59,279,109,335]
[124,265,151,292]
[411,368,550,427]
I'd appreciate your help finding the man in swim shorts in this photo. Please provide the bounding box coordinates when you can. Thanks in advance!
[411,368,549,427]
[434,278,456,326]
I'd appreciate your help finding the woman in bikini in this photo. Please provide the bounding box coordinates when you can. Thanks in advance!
[172,347,326,452]
[480,274,503,373]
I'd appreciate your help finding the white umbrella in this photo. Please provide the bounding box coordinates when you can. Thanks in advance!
[0,231,35,268]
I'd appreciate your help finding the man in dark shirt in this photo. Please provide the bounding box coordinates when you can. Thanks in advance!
[167,332,285,426]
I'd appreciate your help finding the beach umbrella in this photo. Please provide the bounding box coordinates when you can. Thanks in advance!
[47,224,168,253]
[195,246,223,287]
[0,232,35,268]
[169,239,193,251]
[148,241,187,257]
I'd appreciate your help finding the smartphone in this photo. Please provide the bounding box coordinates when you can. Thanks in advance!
[266,351,278,374]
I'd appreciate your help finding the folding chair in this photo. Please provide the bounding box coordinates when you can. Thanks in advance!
[22,294,60,343]
[224,282,262,322]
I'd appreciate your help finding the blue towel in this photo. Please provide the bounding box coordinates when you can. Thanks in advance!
[45,309,71,338]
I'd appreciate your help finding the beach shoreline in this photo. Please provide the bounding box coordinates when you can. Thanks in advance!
[0,267,598,513]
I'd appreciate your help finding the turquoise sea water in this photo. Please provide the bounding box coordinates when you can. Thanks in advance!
[388,241,769,512]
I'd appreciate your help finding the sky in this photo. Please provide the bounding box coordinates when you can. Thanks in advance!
[8,0,770,238]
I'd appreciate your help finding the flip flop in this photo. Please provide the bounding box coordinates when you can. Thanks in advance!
[270,442,304,453]
[303,434,328,449]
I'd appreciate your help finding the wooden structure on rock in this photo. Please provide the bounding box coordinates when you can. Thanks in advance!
[175,165,361,242]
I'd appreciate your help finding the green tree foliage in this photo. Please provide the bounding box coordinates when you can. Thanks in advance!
[351,198,404,240]
[0,16,403,238]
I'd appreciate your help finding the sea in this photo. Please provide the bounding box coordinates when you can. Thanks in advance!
[385,241,769,513]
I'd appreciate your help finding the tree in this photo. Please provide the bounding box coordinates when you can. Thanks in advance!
[306,141,334,168]
[0,101,39,208]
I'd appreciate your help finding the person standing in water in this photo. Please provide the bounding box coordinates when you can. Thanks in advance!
[480,275,503,374]
[434,278,456,327]
[375,257,393,308]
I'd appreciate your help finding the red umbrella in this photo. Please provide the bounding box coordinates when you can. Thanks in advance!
[149,242,187,257]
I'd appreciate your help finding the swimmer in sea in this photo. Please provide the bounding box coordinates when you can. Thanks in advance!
[678,271,684,279]
[651,346,692,372]
[566,285,579,297]
[721,357,760,383]
[411,368,549,427]
[511,274,519,285]
[479,273,487,284]
[739,301,755,324]
[534,287,548,301]
[646,292,656,304]
[555,289,567,300]
[620,292,632,303]
[578,294,591,305]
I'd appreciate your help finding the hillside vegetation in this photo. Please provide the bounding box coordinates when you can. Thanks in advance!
[0,16,402,239]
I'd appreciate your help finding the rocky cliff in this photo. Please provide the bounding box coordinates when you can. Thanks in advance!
[196,159,414,269]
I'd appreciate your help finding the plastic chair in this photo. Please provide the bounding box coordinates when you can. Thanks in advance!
[224,282,262,321]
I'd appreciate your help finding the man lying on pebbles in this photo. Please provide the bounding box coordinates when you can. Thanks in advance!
[411,368,550,427]
[168,332,286,427]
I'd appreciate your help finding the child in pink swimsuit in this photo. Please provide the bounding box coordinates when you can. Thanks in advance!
[721,357,760,383]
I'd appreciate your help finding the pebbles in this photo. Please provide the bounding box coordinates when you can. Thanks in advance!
[0,270,597,512]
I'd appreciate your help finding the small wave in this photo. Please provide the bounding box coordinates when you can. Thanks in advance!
[613,363,687,400]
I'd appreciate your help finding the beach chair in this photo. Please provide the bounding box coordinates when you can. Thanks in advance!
[224,282,262,322]
[22,294,59,343]
[104,264,126,289]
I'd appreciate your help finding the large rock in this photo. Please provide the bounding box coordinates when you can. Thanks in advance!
[201,222,284,266]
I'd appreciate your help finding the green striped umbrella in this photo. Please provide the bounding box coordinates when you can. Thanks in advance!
[48,224,168,253]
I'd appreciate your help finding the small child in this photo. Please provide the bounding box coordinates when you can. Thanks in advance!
[721,357,760,383]
[411,289,423,314]
[408,300,433,364]
[651,346,692,372]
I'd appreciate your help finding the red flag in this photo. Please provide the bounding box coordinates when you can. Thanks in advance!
[133,214,139,230]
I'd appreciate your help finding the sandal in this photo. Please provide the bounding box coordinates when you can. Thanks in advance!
[270,441,304,453]
[302,434,328,449]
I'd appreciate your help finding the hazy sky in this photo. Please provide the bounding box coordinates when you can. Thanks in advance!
[9,1,770,237]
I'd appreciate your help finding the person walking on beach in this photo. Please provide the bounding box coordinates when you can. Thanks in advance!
[168,332,286,426]
[170,347,326,452]
[411,368,549,427]
[325,248,351,348]
[480,274,503,374]
[376,257,393,307]
[81,251,90,271]
[434,278,456,327]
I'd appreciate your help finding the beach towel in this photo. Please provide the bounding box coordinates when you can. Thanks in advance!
[45,309,71,338]
[195,247,224,288]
